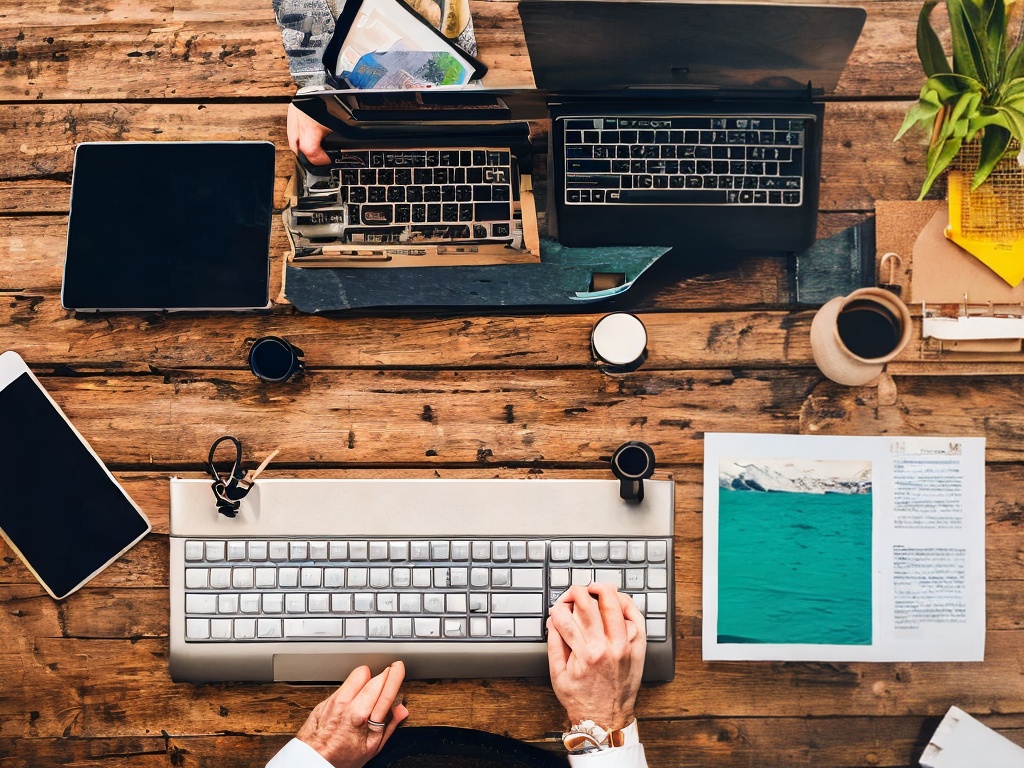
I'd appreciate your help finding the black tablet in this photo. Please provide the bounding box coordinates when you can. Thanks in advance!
[62,141,275,312]
[0,351,151,599]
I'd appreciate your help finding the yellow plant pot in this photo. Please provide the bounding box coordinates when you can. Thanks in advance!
[944,142,1024,286]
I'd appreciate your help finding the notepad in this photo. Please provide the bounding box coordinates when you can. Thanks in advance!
[920,707,1024,768]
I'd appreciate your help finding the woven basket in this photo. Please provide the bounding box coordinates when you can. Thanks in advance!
[947,141,1024,240]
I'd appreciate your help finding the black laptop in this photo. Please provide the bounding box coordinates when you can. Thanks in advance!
[517,0,866,251]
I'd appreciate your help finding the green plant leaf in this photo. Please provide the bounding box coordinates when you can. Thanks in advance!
[927,72,985,100]
[1005,98,1024,117]
[946,0,989,85]
[895,98,943,141]
[895,83,946,141]
[960,0,1006,85]
[999,76,1024,102]
[917,0,952,75]
[941,89,983,143]
[977,0,1007,75]
[972,124,1012,188]
[919,135,964,199]
[1006,36,1024,81]
[967,108,1010,138]
[996,103,1024,140]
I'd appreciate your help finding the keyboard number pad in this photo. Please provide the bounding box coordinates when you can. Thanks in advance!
[547,538,671,640]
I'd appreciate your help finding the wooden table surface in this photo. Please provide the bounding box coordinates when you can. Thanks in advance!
[3,2,1022,766]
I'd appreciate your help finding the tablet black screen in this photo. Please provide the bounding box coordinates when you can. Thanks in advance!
[63,141,275,310]
[0,373,150,598]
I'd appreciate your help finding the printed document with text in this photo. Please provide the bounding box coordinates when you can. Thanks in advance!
[703,433,985,662]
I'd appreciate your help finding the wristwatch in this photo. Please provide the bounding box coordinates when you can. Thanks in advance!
[561,719,635,754]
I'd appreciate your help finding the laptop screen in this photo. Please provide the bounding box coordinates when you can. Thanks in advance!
[518,0,866,93]
[63,141,275,311]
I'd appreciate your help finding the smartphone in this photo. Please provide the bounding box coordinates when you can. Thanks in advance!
[0,351,151,599]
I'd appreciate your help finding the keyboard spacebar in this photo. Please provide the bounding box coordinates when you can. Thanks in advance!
[609,189,729,204]
[284,619,344,638]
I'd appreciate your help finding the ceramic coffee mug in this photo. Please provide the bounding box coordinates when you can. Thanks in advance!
[248,336,305,383]
[591,312,648,372]
[810,287,912,386]
[611,441,656,503]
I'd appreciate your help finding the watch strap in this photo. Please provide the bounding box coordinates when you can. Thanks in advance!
[562,718,637,753]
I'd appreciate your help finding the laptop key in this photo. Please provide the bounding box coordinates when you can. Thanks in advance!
[475,203,511,221]
[568,159,612,173]
[361,205,392,224]
[566,174,620,188]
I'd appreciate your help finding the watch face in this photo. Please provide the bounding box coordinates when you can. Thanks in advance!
[563,721,608,753]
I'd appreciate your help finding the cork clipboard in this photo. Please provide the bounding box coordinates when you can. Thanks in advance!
[875,201,1024,370]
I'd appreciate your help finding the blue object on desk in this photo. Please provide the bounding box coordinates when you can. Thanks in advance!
[284,237,671,312]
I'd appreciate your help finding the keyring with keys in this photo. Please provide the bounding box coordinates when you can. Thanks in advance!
[207,435,280,518]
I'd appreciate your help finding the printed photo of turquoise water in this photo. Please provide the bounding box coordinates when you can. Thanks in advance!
[717,458,873,645]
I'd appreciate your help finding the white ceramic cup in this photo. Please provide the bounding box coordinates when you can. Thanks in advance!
[810,287,912,386]
[591,312,648,371]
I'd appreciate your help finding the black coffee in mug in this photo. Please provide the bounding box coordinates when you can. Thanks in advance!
[836,299,902,359]
[249,336,305,383]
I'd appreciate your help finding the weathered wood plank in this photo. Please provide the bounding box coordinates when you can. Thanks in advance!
[3,620,1024,739]
[0,1,937,101]
[0,104,294,202]
[0,2,535,100]
[0,294,820,368]
[0,369,1018,464]
[799,376,1023,458]
[0,714,960,768]
[820,101,932,209]
[1,23,294,101]
[0,369,819,467]
[0,715,939,768]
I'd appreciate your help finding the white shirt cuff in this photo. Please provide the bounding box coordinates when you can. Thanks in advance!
[567,744,647,768]
[566,720,648,768]
[265,738,334,768]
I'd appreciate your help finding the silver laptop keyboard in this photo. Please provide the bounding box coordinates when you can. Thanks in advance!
[182,536,671,644]
[561,115,806,206]
[169,478,675,682]
[294,147,517,244]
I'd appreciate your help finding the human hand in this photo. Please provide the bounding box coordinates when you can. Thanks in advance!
[546,583,646,730]
[287,102,333,166]
[295,661,410,768]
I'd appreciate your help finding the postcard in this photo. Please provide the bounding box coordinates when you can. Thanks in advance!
[332,0,477,88]
[703,433,986,662]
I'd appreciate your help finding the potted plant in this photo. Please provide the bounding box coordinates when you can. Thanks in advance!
[896,0,1024,199]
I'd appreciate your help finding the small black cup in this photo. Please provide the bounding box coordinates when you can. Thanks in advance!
[611,441,656,503]
[248,336,305,383]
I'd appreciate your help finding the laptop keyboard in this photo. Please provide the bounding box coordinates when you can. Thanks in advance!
[169,477,675,681]
[561,115,806,206]
[295,147,517,244]
[181,536,671,644]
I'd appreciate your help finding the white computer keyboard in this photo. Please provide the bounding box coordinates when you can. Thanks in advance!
[169,478,675,682]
